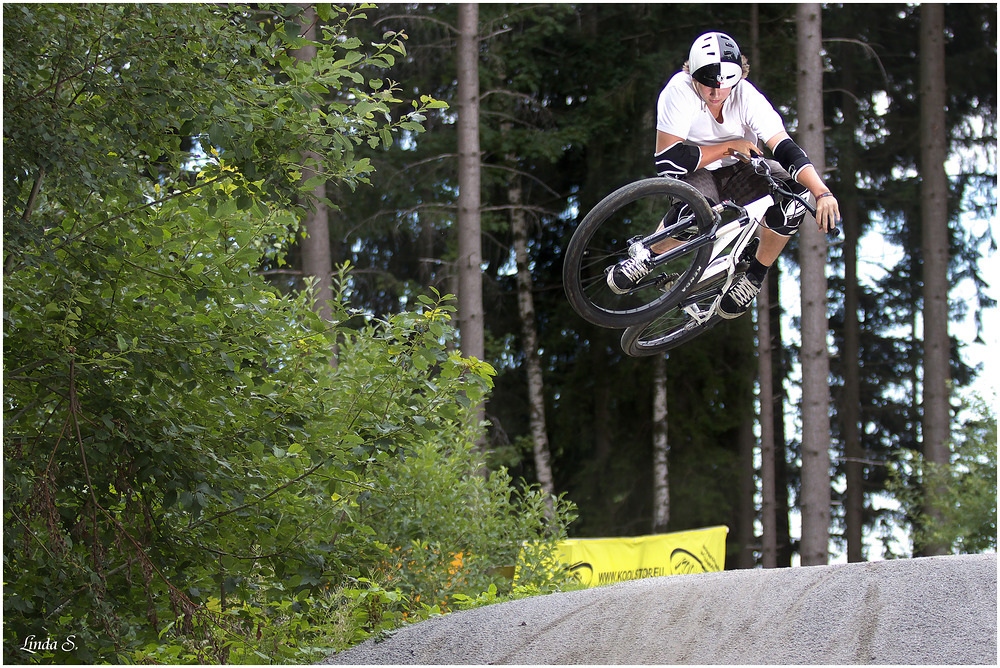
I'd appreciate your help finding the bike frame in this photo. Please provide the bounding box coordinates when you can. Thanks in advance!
[670,195,772,326]
[633,153,828,325]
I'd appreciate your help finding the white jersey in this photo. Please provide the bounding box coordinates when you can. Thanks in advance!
[656,71,785,170]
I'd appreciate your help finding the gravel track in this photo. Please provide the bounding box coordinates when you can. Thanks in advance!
[322,554,997,665]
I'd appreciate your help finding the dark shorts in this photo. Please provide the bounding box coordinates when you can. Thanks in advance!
[679,160,806,236]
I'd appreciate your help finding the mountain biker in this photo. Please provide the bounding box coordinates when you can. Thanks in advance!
[607,31,841,319]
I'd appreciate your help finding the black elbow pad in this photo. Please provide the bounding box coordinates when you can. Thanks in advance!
[654,142,701,178]
[772,138,812,179]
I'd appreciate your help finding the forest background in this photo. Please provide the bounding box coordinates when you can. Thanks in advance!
[3,2,996,664]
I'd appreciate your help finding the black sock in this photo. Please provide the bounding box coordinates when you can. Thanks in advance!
[747,258,770,282]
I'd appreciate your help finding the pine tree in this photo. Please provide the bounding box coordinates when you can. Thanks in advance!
[917,2,951,557]
[796,2,832,566]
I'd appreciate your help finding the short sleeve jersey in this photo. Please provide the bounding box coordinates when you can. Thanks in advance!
[656,71,785,170]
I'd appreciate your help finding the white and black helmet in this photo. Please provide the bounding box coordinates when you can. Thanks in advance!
[688,32,743,89]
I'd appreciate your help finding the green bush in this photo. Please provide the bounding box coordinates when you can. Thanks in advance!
[365,427,578,615]
[885,393,997,556]
[3,4,574,663]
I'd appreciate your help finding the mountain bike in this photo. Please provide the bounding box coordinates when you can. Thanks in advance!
[562,151,839,354]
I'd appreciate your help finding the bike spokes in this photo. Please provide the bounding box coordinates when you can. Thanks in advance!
[619,272,728,356]
[563,178,715,328]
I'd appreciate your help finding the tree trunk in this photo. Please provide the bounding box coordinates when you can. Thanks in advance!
[918,2,950,557]
[456,4,486,452]
[729,307,758,569]
[767,268,794,567]
[796,3,831,567]
[292,5,336,367]
[737,398,757,568]
[752,2,791,568]
[750,1,778,570]
[510,171,556,499]
[840,54,865,563]
[456,3,484,364]
[757,275,778,568]
[652,354,669,533]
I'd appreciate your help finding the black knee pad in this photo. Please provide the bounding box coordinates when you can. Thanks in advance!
[763,183,808,236]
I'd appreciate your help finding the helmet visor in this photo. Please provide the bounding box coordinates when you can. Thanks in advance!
[692,61,743,89]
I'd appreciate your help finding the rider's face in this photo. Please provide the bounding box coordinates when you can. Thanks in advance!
[696,82,732,106]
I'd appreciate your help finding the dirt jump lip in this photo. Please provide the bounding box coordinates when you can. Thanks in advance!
[321,554,997,665]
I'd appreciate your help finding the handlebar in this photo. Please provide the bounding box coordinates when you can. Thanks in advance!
[729,150,841,241]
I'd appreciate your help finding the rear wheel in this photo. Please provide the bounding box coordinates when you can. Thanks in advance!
[562,178,715,328]
[619,272,728,356]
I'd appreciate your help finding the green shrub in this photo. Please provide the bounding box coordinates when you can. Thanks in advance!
[3,5,576,662]
[885,393,997,556]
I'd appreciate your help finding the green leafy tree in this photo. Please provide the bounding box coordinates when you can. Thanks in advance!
[886,394,997,556]
[4,4,573,663]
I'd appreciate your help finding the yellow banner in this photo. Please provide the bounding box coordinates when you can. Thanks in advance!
[556,526,728,587]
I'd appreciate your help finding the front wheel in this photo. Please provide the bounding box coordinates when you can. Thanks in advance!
[563,178,715,328]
